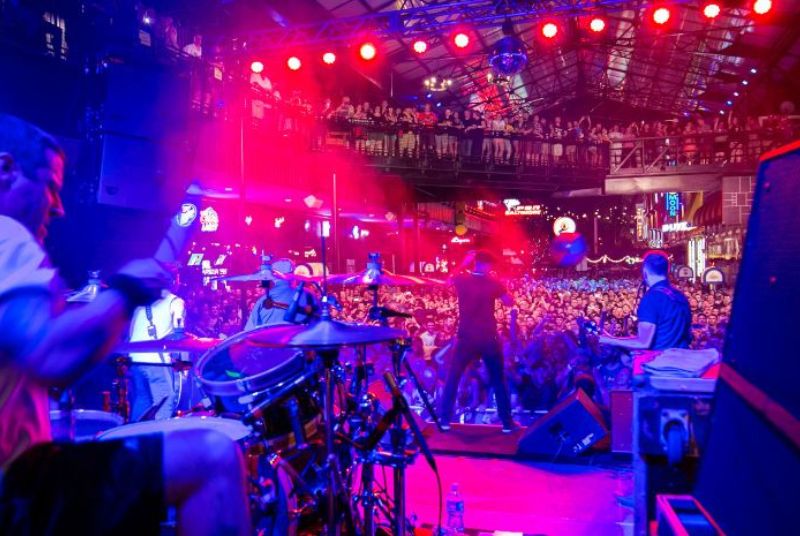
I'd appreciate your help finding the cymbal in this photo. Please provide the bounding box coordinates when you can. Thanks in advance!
[117,332,221,354]
[213,269,314,283]
[323,269,443,287]
[245,319,405,348]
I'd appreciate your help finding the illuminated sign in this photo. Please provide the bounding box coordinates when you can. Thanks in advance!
[703,267,725,285]
[553,217,577,236]
[450,236,471,244]
[635,205,646,241]
[665,192,681,218]
[662,221,696,233]
[504,198,542,216]
[200,207,219,232]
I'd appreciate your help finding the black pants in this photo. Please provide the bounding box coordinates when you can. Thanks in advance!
[440,337,513,426]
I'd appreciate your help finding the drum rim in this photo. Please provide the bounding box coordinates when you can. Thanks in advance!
[49,409,125,424]
[194,325,307,397]
[96,415,252,441]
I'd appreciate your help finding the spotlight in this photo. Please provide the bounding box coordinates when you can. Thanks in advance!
[322,52,336,65]
[653,7,671,25]
[742,80,749,85]
[702,3,721,19]
[412,39,428,54]
[359,42,377,61]
[542,22,559,39]
[287,56,301,71]
[750,67,757,74]
[726,100,733,106]
[589,17,606,32]
[142,14,153,25]
[753,0,772,14]
[454,32,470,48]
[250,61,264,74]
[733,91,740,96]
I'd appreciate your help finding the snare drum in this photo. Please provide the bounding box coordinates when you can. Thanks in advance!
[195,326,321,450]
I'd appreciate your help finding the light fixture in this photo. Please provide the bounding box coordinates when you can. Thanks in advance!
[590,17,606,32]
[251,61,264,74]
[454,32,470,48]
[702,3,721,19]
[412,39,428,54]
[359,42,377,61]
[322,52,336,65]
[653,7,671,25]
[753,0,773,15]
[542,22,559,39]
[423,75,453,92]
[287,56,301,71]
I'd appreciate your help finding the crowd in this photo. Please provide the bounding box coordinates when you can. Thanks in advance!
[178,272,732,424]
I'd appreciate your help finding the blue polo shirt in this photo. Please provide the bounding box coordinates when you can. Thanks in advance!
[637,280,692,350]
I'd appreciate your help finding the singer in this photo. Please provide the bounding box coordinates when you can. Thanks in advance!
[599,251,692,350]
[245,258,316,329]
[439,250,518,433]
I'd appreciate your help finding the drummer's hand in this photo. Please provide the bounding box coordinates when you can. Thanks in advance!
[118,258,171,297]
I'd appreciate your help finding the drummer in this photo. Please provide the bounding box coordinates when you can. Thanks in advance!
[245,258,317,329]
[0,114,251,535]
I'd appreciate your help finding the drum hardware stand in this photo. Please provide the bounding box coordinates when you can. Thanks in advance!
[390,340,446,432]
[113,356,131,422]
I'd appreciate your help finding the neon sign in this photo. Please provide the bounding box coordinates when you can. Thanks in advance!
[665,192,680,218]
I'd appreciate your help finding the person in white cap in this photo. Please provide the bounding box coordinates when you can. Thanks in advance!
[245,258,316,329]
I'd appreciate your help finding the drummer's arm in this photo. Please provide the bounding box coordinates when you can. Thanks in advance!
[0,287,131,386]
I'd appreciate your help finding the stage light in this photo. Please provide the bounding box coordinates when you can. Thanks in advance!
[753,0,772,14]
[359,42,377,61]
[251,61,264,74]
[726,100,733,106]
[733,91,740,96]
[742,79,749,85]
[542,22,559,39]
[287,56,301,71]
[244,215,253,226]
[454,32,470,48]
[702,3,721,19]
[750,67,757,74]
[412,39,428,54]
[322,52,336,64]
[589,17,606,32]
[653,7,671,25]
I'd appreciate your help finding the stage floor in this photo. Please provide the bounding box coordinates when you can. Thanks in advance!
[404,454,634,536]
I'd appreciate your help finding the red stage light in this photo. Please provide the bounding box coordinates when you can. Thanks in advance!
[412,39,428,54]
[287,56,301,71]
[250,61,264,74]
[454,32,470,48]
[359,42,377,61]
[753,0,772,14]
[322,52,336,65]
[589,17,606,32]
[653,7,671,25]
[703,3,721,18]
[542,22,559,39]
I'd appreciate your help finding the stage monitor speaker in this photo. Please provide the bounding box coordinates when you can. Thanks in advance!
[517,388,608,457]
[694,141,800,535]
[97,133,190,211]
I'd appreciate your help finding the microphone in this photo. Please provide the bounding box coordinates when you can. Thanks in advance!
[283,282,306,323]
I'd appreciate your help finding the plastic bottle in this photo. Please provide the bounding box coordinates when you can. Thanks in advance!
[445,482,465,534]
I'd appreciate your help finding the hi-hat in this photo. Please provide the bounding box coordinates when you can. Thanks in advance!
[324,269,443,287]
[244,319,404,348]
[117,332,221,353]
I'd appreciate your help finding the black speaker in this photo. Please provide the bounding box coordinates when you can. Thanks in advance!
[517,388,608,457]
[694,141,800,535]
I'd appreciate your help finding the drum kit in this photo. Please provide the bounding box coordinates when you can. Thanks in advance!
[55,254,446,535]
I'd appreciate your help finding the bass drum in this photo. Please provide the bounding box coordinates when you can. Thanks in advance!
[195,326,321,450]
[97,416,298,536]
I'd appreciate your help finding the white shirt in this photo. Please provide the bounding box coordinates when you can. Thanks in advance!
[128,291,186,363]
[183,43,202,58]
[0,215,57,468]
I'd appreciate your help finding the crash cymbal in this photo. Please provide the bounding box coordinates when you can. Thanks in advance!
[245,319,405,348]
[323,269,443,287]
[117,332,221,354]
[213,268,315,284]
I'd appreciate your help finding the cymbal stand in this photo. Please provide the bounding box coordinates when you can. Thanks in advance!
[390,340,446,432]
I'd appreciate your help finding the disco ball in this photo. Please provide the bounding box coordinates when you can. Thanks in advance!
[488,35,528,77]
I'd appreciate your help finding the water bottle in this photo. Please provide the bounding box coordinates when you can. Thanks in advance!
[445,482,465,534]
